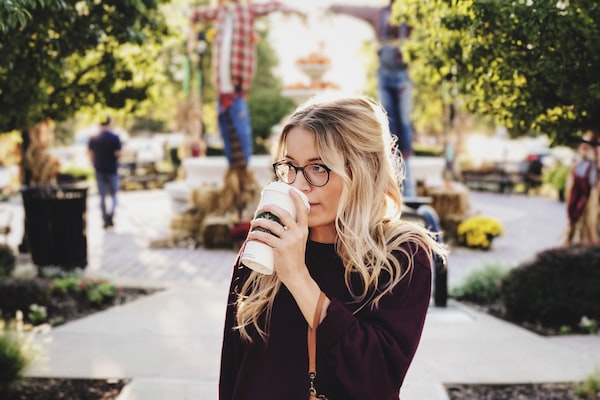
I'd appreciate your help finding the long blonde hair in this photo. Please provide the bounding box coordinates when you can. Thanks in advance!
[236,96,447,341]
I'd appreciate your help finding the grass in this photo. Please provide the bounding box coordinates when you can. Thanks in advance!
[0,332,31,387]
[450,263,508,303]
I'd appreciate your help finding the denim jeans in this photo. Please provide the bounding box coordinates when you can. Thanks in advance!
[218,95,253,167]
[377,67,415,197]
[95,172,119,223]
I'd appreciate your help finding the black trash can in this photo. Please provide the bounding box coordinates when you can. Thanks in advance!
[21,183,88,270]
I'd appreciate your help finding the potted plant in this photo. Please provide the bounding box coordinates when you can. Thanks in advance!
[457,215,504,250]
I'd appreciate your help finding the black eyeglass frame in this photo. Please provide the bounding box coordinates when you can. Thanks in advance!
[272,160,332,187]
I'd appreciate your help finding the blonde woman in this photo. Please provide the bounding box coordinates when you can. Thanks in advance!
[219,97,447,399]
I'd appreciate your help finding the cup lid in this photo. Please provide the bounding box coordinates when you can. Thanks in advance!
[265,181,310,210]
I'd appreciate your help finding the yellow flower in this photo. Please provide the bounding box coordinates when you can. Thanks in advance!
[206,27,216,43]
[457,216,504,250]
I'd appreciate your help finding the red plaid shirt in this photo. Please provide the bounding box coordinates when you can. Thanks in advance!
[192,2,289,94]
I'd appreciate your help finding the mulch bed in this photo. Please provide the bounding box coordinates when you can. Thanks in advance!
[460,299,591,336]
[446,382,584,399]
[0,378,129,400]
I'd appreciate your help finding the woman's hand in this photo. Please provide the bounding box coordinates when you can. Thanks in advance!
[247,188,310,286]
[247,189,328,326]
[273,189,311,285]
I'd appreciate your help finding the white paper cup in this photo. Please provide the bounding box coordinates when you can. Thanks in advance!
[241,182,309,274]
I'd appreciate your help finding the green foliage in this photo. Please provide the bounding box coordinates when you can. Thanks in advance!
[575,369,600,398]
[0,333,30,386]
[559,325,572,335]
[0,274,126,329]
[81,280,118,305]
[129,117,168,135]
[578,316,599,335]
[0,0,37,33]
[544,163,569,192]
[247,28,296,154]
[0,279,50,320]
[0,0,169,133]
[27,304,47,326]
[50,276,81,296]
[51,276,117,305]
[501,245,600,330]
[395,1,600,144]
[450,264,506,303]
[59,165,94,182]
[0,245,16,279]
[413,143,443,157]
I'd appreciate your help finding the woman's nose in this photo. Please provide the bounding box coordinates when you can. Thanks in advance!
[292,171,312,191]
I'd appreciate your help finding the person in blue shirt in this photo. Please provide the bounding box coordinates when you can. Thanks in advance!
[88,116,122,229]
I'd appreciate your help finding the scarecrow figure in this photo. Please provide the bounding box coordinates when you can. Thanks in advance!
[190,0,305,169]
[328,0,415,196]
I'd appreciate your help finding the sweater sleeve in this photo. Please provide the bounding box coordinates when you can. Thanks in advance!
[316,245,432,398]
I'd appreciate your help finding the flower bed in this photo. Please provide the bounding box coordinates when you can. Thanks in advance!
[0,276,159,399]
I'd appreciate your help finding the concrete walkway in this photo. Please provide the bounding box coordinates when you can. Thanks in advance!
[3,188,599,399]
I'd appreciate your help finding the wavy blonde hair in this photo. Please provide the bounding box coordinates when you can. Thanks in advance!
[236,96,447,341]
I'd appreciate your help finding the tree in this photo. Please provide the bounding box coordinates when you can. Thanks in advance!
[0,0,168,134]
[247,27,296,154]
[0,0,35,32]
[395,0,600,143]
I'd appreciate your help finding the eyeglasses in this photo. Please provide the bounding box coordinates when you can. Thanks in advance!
[273,161,331,187]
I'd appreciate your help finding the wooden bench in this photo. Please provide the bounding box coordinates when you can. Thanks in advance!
[119,161,175,190]
[462,167,523,193]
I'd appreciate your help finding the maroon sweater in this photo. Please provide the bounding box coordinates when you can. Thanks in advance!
[219,240,432,400]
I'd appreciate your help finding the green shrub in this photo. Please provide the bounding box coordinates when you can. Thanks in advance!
[413,143,443,157]
[52,276,118,305]
[450,264,507,303]
[81,279,118,305]
[0,333,30,386]
[0,279,51,320]
[0,244,16,279]
[500,245,600,330]
[50,276,83,295]
[28,304,48,326]
[579,316,599,334]
[575,369,600,399]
